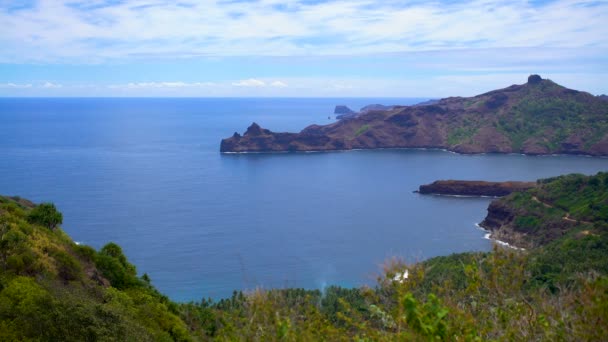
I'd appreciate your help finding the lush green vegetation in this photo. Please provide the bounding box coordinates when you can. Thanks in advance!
[491,172,608,289]
[27,202,63,230]
[491,81,608,151]
[1,172,608,341]
[447,126,478,146]
[0,196,190,341]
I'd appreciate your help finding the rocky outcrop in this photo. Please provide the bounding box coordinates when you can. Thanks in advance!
[480,200,515,230]
[527,74,543,84]
[334,105,358,120]
[478,200,535,248]
[479,198,579,249]
[334,105,355,114]
[418,180,536,197]
[221,75,608,155]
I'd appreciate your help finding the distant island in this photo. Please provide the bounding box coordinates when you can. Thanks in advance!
[221,75,608,156]
[417,180,536,197]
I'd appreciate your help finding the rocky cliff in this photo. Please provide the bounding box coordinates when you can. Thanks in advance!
[221,75,608,155]
[479,173,607,249]
[418,180,536,197]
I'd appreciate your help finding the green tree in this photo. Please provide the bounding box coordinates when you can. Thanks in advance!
[27,203,63,230]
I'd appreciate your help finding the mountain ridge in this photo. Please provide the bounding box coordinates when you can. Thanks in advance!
[221,75,608,155]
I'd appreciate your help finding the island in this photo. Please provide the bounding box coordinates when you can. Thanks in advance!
[333,105,357,120]
[417,180,536,197]
[221,75,608,156]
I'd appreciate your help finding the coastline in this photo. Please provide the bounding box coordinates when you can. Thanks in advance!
[220,146,608,158]
[475,223,525,251]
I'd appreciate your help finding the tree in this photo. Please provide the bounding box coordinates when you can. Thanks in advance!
[27,203,63,230]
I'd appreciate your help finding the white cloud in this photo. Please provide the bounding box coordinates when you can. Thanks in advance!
[2,72,607,97]
[42,81,62,88]
[270,81,288,88]
[0,0,606,62]
[232,79,266,87]
[108,81,215,89]
[0,83,33,88]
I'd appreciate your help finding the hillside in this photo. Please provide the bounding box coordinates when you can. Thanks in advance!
[2,177,608,340]
[221,75,608,155]
[477,172,608,295]
[0,196,190,341]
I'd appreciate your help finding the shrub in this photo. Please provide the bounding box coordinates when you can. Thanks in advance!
[52,250,82,282]
[95,243,139,289]
[27,203,63,230]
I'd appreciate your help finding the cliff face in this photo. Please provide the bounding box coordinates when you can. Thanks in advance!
[418,180,536,197]
[479,173,607,249]
[221,75,608,155]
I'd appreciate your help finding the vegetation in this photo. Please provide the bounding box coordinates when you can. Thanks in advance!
[354,124,370,137]
[447,126,478,145]
[0,196,190,341]
[488,80,608,151]
[1,172,607,341]
[487,172,608,288]
[27,202,63,230]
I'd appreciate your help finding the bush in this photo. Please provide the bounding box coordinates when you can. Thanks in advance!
[27,203,63,230]
[95,243,139,289]
[52,250,82,282]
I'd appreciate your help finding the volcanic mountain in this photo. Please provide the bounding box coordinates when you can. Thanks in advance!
[221,75,608,155]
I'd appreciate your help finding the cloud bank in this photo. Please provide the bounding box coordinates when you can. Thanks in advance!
[1,0,607,62]
[0,1,606,96]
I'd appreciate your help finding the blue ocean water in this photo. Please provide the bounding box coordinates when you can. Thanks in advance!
[1,97,608,301]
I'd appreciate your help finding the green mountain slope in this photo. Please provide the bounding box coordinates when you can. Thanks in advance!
[0,196,190,341]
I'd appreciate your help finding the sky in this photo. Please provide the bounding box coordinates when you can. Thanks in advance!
[0,0,607,97]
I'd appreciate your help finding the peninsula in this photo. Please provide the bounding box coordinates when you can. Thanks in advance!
[221,75,608,155]
[417,180,536,197]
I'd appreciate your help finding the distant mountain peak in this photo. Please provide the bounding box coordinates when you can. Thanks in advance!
[527,74,543,84]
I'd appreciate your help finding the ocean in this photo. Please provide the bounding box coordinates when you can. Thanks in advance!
[1,97,607,301]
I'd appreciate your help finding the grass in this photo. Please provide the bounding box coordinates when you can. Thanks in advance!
[354,124,370,137]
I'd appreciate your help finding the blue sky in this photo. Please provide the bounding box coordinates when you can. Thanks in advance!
[0,0,607,97]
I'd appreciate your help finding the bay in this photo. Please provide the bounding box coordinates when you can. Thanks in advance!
[1,98,607,301]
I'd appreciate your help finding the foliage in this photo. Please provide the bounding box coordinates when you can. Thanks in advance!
[447,126,478,145]
[27,202,63,230]
[488,81,608,151]
[0,196,191,341]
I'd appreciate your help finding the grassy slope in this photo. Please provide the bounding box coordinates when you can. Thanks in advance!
[447,79,608,151]
[2,172,608,341]
[486,172,608,287]
[0,196,190,341]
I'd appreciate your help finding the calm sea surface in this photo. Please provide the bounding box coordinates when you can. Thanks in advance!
[1,98,607,301]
